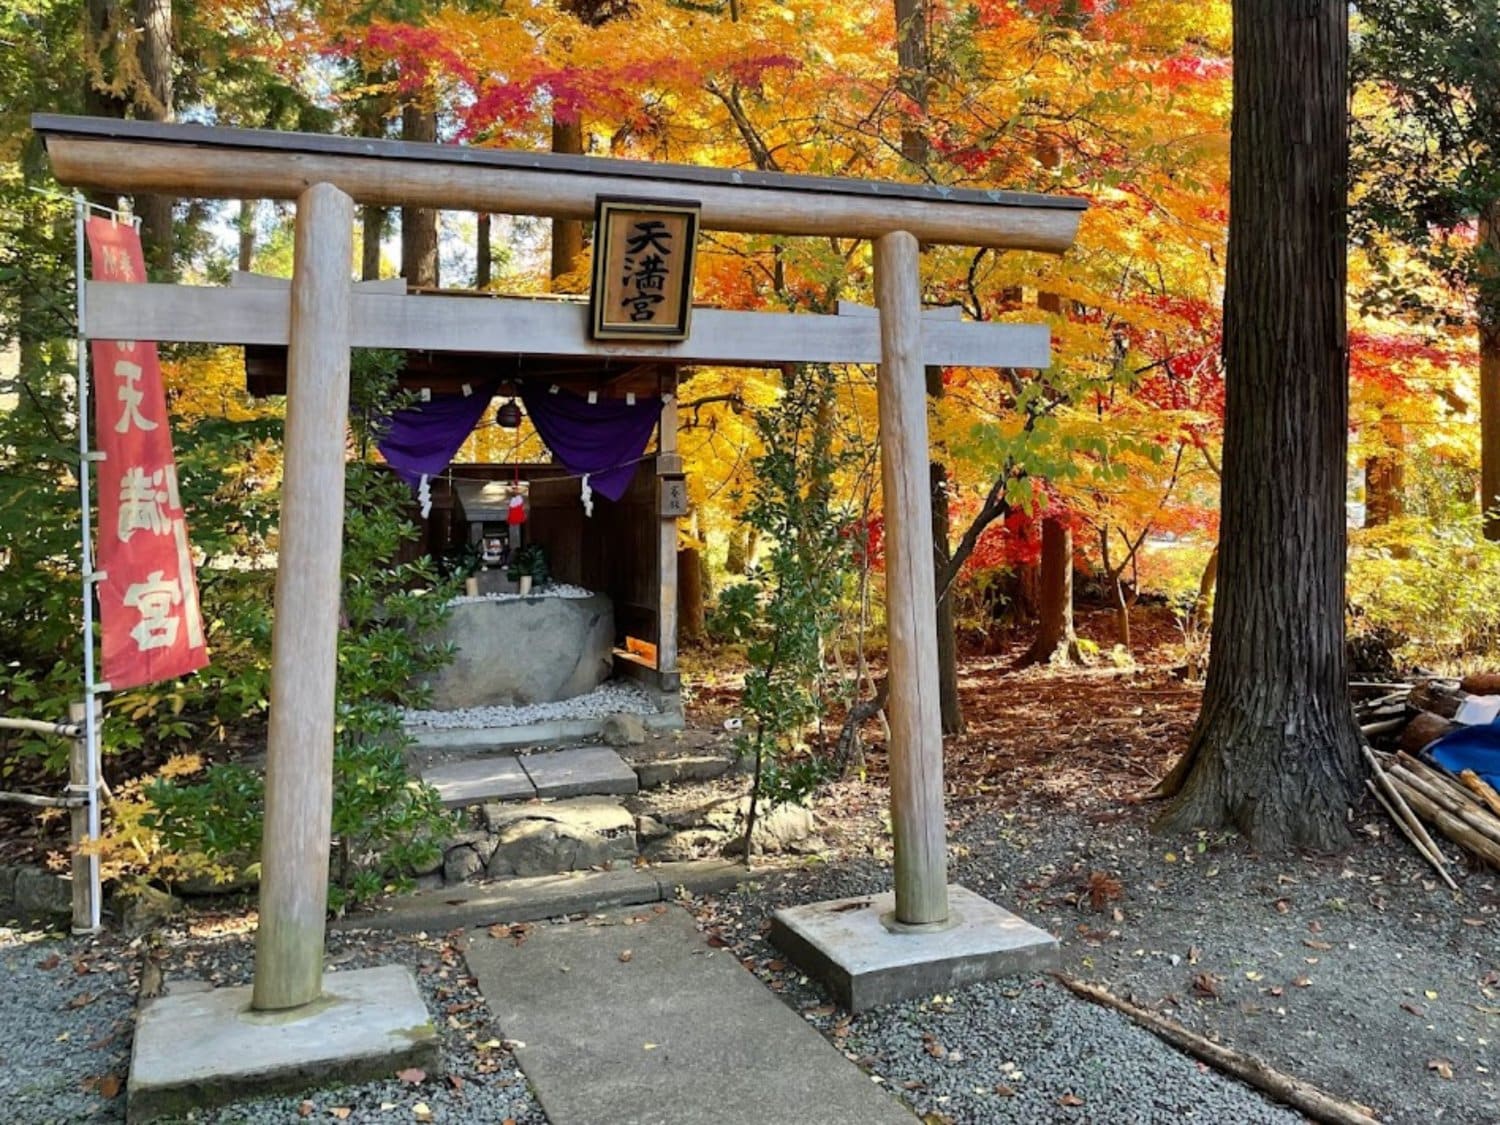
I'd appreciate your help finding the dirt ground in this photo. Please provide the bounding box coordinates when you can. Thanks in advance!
[683,604,1499,1123]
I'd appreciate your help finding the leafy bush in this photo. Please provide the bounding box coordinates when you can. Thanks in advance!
[89,354,457,909]
[1348,515,1500,668]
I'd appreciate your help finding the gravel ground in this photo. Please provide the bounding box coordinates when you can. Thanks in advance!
[696,792,1500,1125]
[0,918,545,1125]
[0,924,135,1123]
[148,922,545,1124]
[5,785,1495,1124]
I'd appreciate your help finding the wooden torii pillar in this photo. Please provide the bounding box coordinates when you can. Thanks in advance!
[37,114,1084,1009]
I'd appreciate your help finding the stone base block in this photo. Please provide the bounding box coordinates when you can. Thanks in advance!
[769,884,1058,1012]
[127,964,439,1123]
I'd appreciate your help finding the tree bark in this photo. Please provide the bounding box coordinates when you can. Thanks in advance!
[931,463,964,734]
[477,212,493,289]
[1155,0,1362,851]
[360,206,384,281]
[678,546,705,643]
[1480,204,1500,541]
[1016,516,1079,667]
[236,199,256,272]
[1194,543,1219,624]
[893,0,930,171]
[135,0,174,279]
[1363,416,1404,527]
[400,105,439,288]
[550,118,586,286]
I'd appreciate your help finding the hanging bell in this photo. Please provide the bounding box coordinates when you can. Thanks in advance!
[495,398,523,429]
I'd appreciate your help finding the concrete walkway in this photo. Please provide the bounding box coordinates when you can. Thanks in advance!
[465,905,917,1125]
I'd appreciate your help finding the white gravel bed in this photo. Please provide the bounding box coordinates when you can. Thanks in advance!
[445,583,595,606]
[402,680,660,730]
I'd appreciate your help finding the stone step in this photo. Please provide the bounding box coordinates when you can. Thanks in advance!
[423,745,639,808]
[335,861,748,933]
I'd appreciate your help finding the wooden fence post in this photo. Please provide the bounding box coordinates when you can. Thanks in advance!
[252,183,354,1011]
[874,230,949,927]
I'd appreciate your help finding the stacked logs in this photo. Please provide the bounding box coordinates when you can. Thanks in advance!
[1356,672,1500,881]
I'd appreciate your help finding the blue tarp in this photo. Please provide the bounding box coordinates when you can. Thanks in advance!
[1429,718,1500,790]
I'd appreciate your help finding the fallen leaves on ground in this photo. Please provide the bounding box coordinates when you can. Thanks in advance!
[1059,1092,1085,1107]
[1192,972,1222,999]
[412,1102,433,1122]
[396,1067,426,1085]
[1428,1059,1455,1080]
[619,949,634,963]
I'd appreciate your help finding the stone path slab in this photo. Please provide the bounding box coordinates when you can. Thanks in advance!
[422,745,640,807]
[424,755,535,808]
[465,904,916,1125]
[523,745,639,797]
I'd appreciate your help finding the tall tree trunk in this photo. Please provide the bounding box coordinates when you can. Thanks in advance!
[1194,543,1219,625]
[237,200,256,272]
[551,119,586,286]
[477,212,493,289]
[356,92,389,282]
[679,546,705,644]
[1155,0,1362,851]
[361,206,384,281]
[1363,415,1404,527]
[135,0,174,278]
[893,0,930,171]
[400,106,439,288]
[1016,517,1078,666]
[932,464,964,734]
[1480,203,1500,542]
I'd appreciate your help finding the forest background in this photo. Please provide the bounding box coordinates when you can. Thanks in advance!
[1,0,1497,891]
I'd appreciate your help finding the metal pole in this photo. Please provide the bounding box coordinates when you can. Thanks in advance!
[73,193,103,934]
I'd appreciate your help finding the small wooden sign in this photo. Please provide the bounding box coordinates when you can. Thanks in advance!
[590,197,700,340]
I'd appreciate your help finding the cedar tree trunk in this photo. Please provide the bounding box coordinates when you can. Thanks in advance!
[1363,416,1404,527]
[932,463,964,734]
[1156,0,1362,851]
[1016,516,1079,667]
[551,118,586,285]
[135,0,174,278]
[477,212,493,289]
[1481,204,1500,541]
[400,106,439,288]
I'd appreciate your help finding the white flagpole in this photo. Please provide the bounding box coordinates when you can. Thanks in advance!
[74,193,102,933]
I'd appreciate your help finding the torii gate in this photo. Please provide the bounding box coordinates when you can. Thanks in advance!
[37,115,1083,1024]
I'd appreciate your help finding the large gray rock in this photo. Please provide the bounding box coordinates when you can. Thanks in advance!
[443,845,484,884]
[602,713,647,747]
[419,593,615,710]
[485,798,637,878]
[704,798,817,854]
[13,868,72,920]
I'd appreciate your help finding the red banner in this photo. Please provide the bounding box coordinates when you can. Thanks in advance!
[86,218,209,690]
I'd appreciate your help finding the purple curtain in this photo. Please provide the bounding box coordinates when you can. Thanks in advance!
[520,386,662,501]
[377,386,497,488]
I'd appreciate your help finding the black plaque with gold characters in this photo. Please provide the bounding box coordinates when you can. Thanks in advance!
[590,197,700,340]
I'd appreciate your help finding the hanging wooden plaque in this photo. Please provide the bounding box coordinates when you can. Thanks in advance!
[590,197,700,341]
